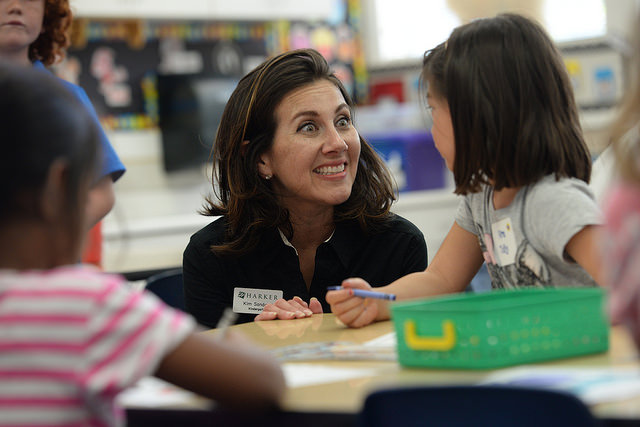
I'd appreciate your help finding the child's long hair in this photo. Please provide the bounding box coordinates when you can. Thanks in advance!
[0,62,99,235]
[422,13,591,195]
[29,0,72,66]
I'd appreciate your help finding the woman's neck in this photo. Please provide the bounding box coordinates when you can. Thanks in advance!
[285,207,335,250]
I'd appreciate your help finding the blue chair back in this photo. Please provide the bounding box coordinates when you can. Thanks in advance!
[359,385,598,427]
[144,268,185,311]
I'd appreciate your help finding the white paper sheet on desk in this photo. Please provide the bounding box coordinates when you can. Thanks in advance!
[271,333,398,362]
[116,377,201,408]
[283,363,378,388]
[482,366,640,405]
[363,332,397,348]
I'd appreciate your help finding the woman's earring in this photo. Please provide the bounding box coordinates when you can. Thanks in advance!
[265,174,272,180]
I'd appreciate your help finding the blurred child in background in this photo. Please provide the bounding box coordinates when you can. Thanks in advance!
[0,0,124,244]
[602,16,640,349]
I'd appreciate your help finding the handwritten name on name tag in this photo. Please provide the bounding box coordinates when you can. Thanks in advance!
[491,217,517,267]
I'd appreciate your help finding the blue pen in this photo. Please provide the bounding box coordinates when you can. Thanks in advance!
[326,286,396,301]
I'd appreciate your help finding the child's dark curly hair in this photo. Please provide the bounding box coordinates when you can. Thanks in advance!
[29,0,72,66]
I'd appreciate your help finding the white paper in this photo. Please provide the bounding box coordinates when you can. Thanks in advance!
[271,338,397,361]
[363,332,397,348]
[116,377,200,408]
[283,363,377,388]
[482,366,640,405]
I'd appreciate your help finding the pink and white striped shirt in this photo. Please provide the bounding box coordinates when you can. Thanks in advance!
[603,181,640,349]
[0,265,195,426]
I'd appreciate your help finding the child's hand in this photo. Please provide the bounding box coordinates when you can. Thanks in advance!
[326,278,380,328]
[254,296,322,321]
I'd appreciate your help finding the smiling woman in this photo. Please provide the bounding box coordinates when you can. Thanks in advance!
[182,48,428,328]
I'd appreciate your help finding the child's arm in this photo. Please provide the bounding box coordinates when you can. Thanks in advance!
[327,222,484,328]
[565,224,604,286]
[154,330,285,408]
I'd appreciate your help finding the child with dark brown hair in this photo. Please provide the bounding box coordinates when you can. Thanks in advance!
[328,14,602,328]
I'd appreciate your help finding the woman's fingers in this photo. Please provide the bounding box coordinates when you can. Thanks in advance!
[291,296,312,311]
[254,310,279,321]
[308,297,323,314]
[282,297,313,316]
[254,297,314,321]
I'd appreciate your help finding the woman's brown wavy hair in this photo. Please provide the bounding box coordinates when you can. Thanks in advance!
[29,0,72,66]
[205,48,396,257]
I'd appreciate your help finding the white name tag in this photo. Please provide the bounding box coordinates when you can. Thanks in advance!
[491,217,517,267]
[232,287,283,314]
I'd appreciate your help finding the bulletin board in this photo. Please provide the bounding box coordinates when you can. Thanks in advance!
[58,23,269,130]
[53,0,367,131]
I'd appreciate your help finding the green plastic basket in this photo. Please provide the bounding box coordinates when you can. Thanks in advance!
[391,288,609,370]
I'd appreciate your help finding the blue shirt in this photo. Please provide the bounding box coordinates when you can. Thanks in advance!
[33,61,125,182]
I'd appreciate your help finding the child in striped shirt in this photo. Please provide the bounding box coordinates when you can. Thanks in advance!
[0,62,284,426]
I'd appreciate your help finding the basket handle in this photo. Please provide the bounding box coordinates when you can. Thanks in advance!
[404,320,456,351]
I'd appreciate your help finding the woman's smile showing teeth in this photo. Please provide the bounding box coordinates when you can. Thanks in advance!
[314,163,345,175]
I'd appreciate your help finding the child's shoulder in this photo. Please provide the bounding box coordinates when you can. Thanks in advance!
[0,266,135,326]
[45,265,123,286]
[0,265,125,295]
[528,174,595,203]
[524,175,601,230]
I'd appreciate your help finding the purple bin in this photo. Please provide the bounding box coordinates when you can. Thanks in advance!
[365,131,446,192]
